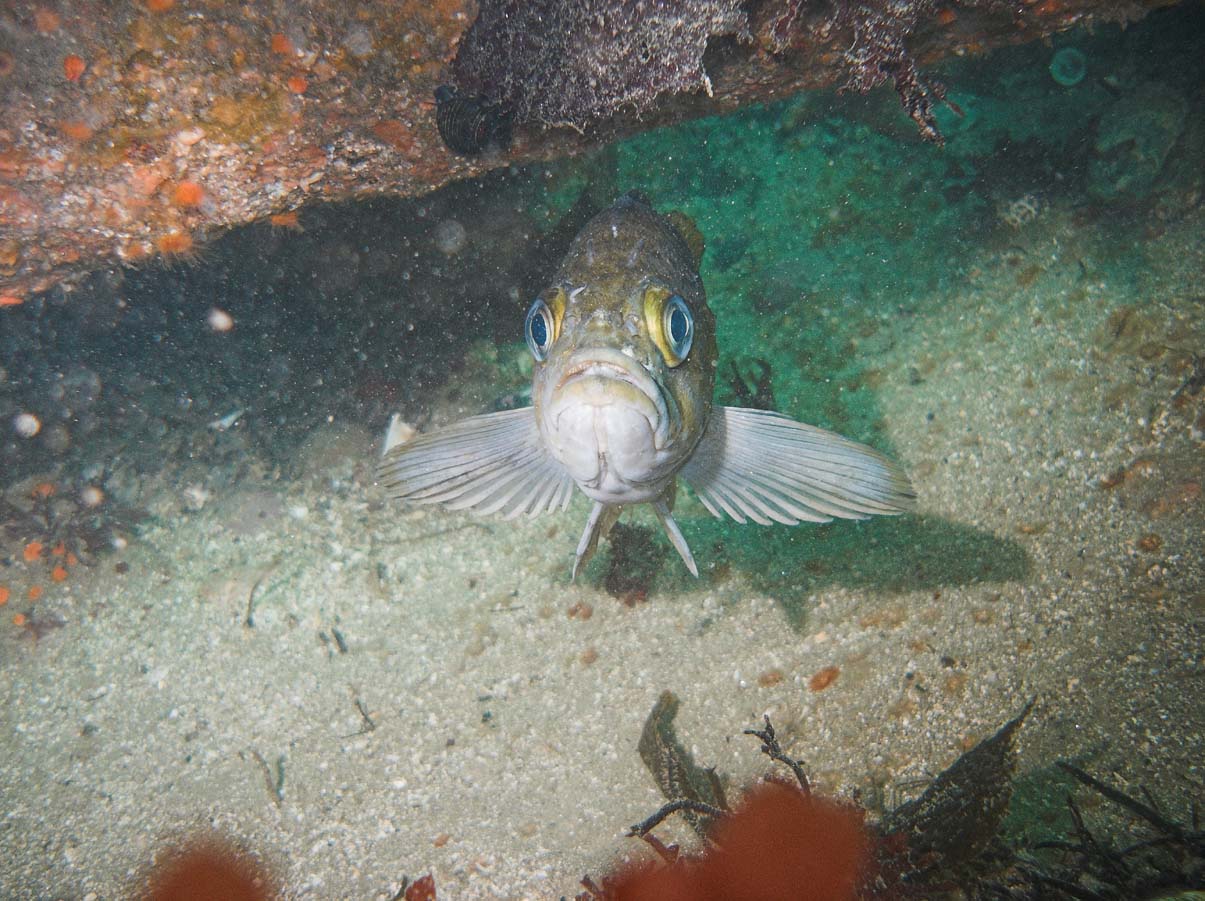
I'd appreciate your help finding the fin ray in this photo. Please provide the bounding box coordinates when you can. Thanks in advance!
[652,498,698,577]
[378,408,575,520]
[572,502,621,581]
[681,406,915,526]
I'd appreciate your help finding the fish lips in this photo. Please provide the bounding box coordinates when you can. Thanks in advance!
[538,347,679,495]
[549,348,673,450]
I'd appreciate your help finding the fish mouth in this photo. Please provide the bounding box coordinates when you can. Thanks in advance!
[552,347,673,449]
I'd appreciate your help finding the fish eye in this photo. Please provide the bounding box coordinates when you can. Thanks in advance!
[525,298,554,362]
[663,294,693,363]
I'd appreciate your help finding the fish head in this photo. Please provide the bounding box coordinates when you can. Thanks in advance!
[527,198,716,504]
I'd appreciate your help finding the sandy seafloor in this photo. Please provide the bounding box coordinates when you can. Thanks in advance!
[3,22,1205,901]
[2,198,1202,898]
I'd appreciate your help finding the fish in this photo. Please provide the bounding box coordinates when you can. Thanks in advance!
[378,192,915,578]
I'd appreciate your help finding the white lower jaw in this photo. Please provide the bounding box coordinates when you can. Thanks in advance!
[544,379,670,504]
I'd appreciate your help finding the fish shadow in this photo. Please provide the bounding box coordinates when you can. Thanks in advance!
[674,512,1032,632]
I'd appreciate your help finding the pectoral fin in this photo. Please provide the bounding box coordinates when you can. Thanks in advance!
[680,406,916,526]
[377,407,575,519]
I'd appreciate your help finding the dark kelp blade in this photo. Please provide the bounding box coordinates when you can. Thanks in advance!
[881,699,1035,879]
[637,691,727,839]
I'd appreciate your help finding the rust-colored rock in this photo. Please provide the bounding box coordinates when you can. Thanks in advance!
[0,0,1180,300]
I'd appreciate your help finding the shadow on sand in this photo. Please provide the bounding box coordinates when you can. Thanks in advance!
[649,511,1032,632]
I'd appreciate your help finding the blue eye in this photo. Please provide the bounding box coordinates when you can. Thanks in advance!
[525,298,553,361]
[663,294,693,362]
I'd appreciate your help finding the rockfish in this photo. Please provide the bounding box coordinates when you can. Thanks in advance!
[379,193,915,577]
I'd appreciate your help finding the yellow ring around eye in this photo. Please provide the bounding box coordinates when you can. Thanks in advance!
[544,287,566,346]
[643,285,689,367]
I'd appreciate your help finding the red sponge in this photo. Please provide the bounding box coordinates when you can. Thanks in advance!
[613,783,870,901]
[144,838,276,901]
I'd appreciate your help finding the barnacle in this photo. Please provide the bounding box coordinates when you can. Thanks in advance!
[433,85,512,156]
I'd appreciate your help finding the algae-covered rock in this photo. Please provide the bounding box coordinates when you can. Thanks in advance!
[1088,81,1188,202]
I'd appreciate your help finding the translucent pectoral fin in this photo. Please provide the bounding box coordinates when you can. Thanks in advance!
[377,407,575,520]
[680,406,917,526]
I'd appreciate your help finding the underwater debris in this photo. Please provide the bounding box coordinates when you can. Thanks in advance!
[636,691,728,839]
[877,699,1034,886]
[1022,763,1205,900]
[603,523,667,604]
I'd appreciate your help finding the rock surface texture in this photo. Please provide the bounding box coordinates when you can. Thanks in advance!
[0,0,1179,300]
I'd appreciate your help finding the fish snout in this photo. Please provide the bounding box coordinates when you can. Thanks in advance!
[545,347,675,451]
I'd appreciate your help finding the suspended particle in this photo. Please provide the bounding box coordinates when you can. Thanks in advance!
[13,412,41,438]
[207,307,234,332]
[434,85,512,156]
[434,219,468,256]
